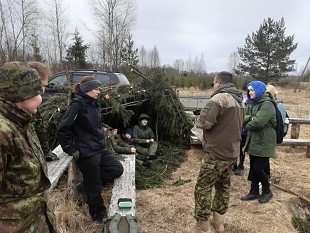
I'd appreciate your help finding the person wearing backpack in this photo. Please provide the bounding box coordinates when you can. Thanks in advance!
[266,84,289,133]
[241,81,277,204]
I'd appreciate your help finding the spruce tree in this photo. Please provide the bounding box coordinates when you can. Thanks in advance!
[65,29,89,69]
[120,34,139,66]
[237,17,297,83]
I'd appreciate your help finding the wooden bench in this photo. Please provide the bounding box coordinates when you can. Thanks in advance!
[278,139,310,158]
[105,154,138,233]
[47,145,73,192]
[288,118,310,139]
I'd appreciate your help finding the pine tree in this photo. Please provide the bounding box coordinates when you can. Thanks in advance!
[65,29,89,69]
[120,34,139,66]
[237,17,297,83]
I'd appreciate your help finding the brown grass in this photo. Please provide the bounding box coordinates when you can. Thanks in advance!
[49,86,310,233]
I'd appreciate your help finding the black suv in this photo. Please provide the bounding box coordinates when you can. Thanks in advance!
[43,70,130,101]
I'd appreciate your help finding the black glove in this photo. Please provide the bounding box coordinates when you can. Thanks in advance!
[45,150,60,162]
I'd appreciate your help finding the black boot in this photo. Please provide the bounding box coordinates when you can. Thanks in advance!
[241,182,259,201]
[234,165,244,176]
[259,191,273,203]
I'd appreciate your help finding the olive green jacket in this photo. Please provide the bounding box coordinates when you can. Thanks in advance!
[244,92,277,157]
[132,124,155,146]
[0,100,56,232]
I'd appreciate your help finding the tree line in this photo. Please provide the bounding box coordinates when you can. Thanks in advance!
[0,0,306,84]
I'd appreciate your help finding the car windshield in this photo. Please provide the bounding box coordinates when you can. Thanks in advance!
[115,73,130,85]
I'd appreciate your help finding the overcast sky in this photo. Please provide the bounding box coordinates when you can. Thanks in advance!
[67,0,310,74]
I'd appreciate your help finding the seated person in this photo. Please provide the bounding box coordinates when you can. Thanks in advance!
[104,127,150,167]
[121,127,134,145]
[110,129,136,154]
[132,113,158,160]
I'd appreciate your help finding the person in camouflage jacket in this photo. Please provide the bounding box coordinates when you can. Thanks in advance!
[0,61,56,232]
[29,61,59,162]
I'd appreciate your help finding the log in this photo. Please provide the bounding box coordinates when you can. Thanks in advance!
[67,160,83,199]
[271,183,310,206]
[278,139,310,158]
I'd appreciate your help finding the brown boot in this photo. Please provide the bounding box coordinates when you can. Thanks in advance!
[211,212,225,233]
[196,219,210,232]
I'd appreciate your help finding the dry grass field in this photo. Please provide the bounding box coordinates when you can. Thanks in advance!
[49,84,310,233]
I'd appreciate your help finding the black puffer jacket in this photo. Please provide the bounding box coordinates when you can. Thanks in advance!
[57,93,105,158]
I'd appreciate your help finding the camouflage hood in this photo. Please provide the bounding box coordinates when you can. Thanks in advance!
[0,61,42,102]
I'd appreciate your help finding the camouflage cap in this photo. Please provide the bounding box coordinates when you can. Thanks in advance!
[0,61,42,102]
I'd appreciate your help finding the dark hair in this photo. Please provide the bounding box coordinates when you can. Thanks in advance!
[215,71,233,84]
[74,76,96,93]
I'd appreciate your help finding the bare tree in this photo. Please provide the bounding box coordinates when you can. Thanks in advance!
[0,0,39,62]
[44,0,70,70]
[138,45,146,67]
[173,58,184,75]
[192,53,206,75]
[228,51,240,74]
[89,0,136,71]
[148,46,160,68]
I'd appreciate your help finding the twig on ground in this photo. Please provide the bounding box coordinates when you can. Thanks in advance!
[271,183,310,205]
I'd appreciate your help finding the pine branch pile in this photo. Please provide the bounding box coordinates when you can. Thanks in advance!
[40,69,194,188]
[40,69,193,150]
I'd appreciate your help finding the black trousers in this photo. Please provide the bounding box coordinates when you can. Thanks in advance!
[77,149,124,220]
[248,155,270,194]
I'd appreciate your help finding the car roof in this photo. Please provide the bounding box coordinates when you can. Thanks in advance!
[50,69,130,85]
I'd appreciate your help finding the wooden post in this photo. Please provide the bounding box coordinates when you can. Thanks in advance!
[307,146,310,158]
[290,123,300,139]
[67,160,83,199]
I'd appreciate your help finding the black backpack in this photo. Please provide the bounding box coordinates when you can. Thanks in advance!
[258,101,288,144]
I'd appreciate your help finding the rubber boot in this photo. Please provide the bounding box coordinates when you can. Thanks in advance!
[212,212,225,233]
[195,219,210,232]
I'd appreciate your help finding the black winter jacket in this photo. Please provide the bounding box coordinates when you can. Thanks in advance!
[57,93,105,158]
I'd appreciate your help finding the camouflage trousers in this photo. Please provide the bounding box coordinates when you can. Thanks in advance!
[194,151,235,220]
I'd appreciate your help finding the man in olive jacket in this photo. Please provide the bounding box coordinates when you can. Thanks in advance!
[241,80,276,204]
[194,71,244,232]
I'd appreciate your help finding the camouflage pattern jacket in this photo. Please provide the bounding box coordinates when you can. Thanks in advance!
[0,100,56,232]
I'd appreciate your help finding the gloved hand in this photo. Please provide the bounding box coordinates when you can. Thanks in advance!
[71,151,80,160]
[45,150,60,162]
